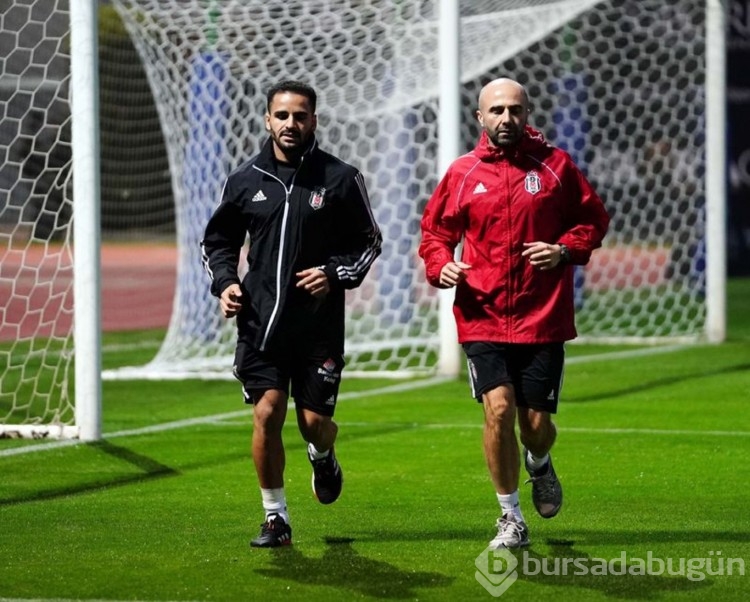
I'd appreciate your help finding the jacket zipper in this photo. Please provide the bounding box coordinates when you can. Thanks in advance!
[253,160,303,351]
[503,161,514,342]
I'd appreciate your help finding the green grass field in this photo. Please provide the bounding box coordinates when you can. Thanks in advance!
[2,280,749,602]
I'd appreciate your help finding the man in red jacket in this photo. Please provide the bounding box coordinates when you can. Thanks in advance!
[419,77,609,549]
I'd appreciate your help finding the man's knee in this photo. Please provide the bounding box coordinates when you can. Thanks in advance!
[483,386,517,433]
[253,390,287,431]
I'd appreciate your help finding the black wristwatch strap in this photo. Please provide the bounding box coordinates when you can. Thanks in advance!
[559,244,571,264]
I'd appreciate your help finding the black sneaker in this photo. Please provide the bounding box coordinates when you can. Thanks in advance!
[524,449,563,519]
[309,446,343,504]
[250,514,292,548]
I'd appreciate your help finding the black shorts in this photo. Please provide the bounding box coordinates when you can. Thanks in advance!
[233,340,345,417]
[462,342,565,413]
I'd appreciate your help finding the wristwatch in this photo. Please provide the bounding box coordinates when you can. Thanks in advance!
[558,244,571,264]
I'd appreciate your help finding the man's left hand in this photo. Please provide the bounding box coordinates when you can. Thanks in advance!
[296,268,330,298]
[522,242,564,271]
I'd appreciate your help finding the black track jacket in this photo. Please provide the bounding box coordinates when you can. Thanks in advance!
[201,136,382,355]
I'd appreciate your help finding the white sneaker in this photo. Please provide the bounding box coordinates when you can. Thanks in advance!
[489,513,530,549]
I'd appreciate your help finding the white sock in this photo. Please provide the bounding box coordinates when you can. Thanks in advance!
[526,450,550,471]
[261,487,289,524]
[497,491,525,523]
[308,442,330,460]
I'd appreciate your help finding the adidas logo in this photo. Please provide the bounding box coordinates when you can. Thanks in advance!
[325,395,336,406]
[251,190,267,202]
[473,182,487,194]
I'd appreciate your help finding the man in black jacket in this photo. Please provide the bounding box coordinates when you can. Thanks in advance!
[201,80,382,548]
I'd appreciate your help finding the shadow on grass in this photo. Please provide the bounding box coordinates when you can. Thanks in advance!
[568,362,750,403]
[254,536,453,599]
[351,527,746,597]
[353,528,750,546]
[0,423,417,507]
[0,439,178,506]
[498,539,724,599]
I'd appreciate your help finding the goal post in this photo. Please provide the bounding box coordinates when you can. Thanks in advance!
[0,1,728,438]
[70,0,103,441]
[0,0,101,441]
[437,0,462,378]
[705,0,727,343]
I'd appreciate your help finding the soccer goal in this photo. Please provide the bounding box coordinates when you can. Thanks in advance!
[0,1,727,439]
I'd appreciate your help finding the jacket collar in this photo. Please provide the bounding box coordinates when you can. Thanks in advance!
[474,125,547,162]
[256,135,319,171]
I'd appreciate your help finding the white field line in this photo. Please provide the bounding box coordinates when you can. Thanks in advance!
[0,377,450,457]
[334,422,750,437]
[564,343,692,364]
[4,344,746,459]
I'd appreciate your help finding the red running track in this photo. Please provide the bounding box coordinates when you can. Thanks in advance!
[0,243,667,342]
[0,243,176,341]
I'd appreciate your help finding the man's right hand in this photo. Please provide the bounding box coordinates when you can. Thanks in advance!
[220,283,243,318]
[439,261,471,288]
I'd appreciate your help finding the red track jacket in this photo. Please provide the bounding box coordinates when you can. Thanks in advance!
[419,127,610,344]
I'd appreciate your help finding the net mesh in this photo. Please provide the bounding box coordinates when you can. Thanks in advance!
[1,1,712,431]
[0,0,75,429]
[107,0,708,380]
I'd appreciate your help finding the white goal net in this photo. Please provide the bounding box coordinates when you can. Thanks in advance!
[107,0,716,381]
[1,0,75,437]
[1,1,724,434]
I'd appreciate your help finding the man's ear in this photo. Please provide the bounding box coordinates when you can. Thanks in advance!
[264,113,271,131]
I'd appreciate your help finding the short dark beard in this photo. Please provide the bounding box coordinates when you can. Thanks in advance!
[489,129,522,147]
[271,131,311,162]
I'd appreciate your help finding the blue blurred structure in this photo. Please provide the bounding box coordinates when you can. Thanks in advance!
[181,50,230,337]
[374,109,420,328]
[550,73,588,310]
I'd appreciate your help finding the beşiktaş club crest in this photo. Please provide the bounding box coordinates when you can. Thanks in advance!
[309,187,327,210]
[524,171,542,195]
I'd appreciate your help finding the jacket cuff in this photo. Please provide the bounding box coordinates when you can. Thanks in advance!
[321,264,341,287]
[212,276,240,298]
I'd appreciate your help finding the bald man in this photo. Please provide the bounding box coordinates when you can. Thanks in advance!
[419,77,610,549]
